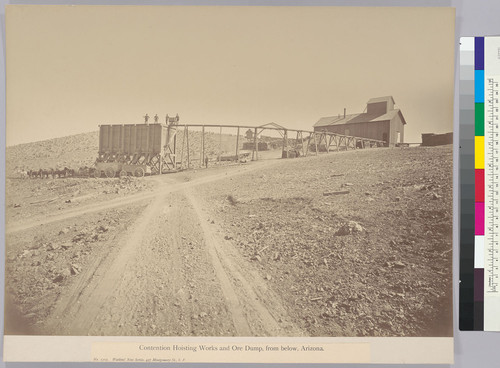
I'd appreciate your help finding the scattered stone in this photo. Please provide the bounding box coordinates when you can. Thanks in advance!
[393,261,406,269]
[430,192,441,200]
[53,269,71,283]
[48,243,61,251]
[251,254,262,262]
[273,252,281,261]
[199,312,208,318]
[65,199,71,203]
[97,225,109,233]
[323,190,350,196]
[342,183,354,187]
[265,274,272,281]
[70,264,82,275]
[395,197,401,202]
[20,250,32,258]
[224,235,233,240]
[58,227,70,235]
[336,221,363,235]
[61,243,73,250]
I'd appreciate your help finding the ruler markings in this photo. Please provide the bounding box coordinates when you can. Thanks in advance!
[485,76,500,295]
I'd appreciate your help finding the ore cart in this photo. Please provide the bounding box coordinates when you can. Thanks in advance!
[95,122,178,178]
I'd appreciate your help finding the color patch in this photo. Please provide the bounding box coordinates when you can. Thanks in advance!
[475,169,484,202]
[475,70,485,102]
[474,235,485,268]
[475,37,484,70]
[475,268,485,301]
[475,136,484,169]
[475,202,484,235]
[475,103,484,136]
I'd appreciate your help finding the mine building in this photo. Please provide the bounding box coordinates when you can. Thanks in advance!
[313,96,406,147]
[421,132,453,146]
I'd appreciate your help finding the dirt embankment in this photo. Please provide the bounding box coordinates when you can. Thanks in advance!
[5,145,453,338]
[6,129,248,176]
[5,157,298,336]
[193,146,453,337]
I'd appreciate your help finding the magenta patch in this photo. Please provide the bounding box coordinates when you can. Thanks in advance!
[475,202,484,235]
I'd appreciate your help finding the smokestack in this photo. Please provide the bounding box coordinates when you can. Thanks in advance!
[344,108,346,118]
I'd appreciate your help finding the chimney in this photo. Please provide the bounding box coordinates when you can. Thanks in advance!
[344,108,346,118]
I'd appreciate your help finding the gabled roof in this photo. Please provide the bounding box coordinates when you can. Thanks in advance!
[314,109,406,127]
[258,122,287,130]
[314,113,362,128]
[370,109,407,125]
[367,96,395,105]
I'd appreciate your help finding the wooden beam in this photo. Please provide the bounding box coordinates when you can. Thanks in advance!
[306,133,312,156]
[282,130,288,158]
[200,125,204,166]
[236,126,240,158]
[219,126,222,164]
[180,126,186,169]
[202,126,205,166]
[254,127,258,161]
[186,126,190,169]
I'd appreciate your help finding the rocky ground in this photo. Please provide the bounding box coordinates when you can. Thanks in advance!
[4,141,453,338]
[194,145,453,337]
[6,128,252,175]
[5,176,157,225]
[5,203,147,334]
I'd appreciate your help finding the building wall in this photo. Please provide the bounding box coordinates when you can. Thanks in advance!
[316,121,390,144]
[367,101,388,115]
[367,98,394,115]
[421,132,453,146]
[389,113,405,147]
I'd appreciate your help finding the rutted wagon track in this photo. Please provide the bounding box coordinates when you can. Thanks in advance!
[6,158,301,336]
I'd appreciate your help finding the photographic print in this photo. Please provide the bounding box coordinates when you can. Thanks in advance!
[4,4,454,363]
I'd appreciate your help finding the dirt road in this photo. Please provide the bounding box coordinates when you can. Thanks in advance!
[10,160,302,336]
[5,146,453,338]
[5,159,280,235]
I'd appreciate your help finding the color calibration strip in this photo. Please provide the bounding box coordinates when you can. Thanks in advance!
[474,37,485,331]
[460,36,500,331]
[459,37,477,330]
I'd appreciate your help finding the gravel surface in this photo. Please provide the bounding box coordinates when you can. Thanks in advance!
[194,146,453,337]
[5,142,453,338]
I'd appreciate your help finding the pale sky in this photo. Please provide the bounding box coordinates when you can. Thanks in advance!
[6,5,455,146]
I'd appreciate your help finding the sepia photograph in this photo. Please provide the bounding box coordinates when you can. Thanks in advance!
[4,4,454,362]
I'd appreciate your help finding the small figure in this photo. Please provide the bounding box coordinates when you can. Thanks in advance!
[144,113,150,124]
[154,114,159,123]
[166,114,169,125]
[245,129,253,141]
[205,156,209,168]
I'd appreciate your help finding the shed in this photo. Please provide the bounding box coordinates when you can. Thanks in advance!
[314,96,406,147]
[421,132,453,146]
